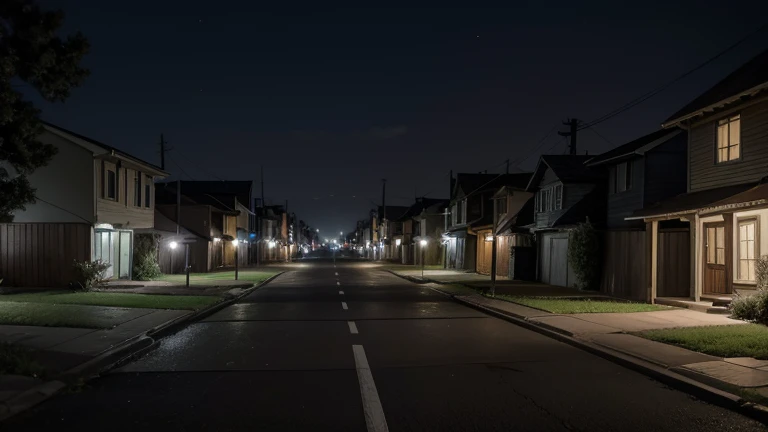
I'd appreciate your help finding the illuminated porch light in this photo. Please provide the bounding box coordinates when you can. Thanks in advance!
[169,241,178,249]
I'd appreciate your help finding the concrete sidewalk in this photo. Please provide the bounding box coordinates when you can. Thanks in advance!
[435,287,768,410]
[0,306,189,412]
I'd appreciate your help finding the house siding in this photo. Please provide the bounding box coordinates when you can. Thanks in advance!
[95,161,155,229]
[643,134,688,206]
[11,131,94,224]
[606,158,644,229]
[689,99,768,192]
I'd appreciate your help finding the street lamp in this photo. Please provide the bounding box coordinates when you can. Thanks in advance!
[232,239,239,280]
[420,239,428,278]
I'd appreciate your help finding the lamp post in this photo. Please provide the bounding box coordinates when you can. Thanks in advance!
[184,243,190,287]
[420,239,427,279]
[169,241,178,274]
[232,239,239,280]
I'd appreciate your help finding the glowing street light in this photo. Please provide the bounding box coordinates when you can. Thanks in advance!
[420,239,428,278]
[169,241,178,249]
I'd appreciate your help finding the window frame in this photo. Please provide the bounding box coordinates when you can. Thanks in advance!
[553,184,563,210]
[715,114,741,164]
[737,217,759,283]
[106,168,117,200]
[144,176,151,208]
[134,172,142,207]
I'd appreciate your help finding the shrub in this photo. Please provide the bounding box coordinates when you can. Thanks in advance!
[731,289,768,324]
[756,255,768,290]
[133,234,161,281]
[567,221,601,290]
[72,259,111,291]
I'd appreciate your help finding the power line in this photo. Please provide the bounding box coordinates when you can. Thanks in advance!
[583,124,614,147]
[167,156,195,180]
[34,195,92,224]
[580,21,768,130]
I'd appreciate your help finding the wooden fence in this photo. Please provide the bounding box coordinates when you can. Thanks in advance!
[600,230,647,301]
[658,229,690,298]
[0,223,91,287]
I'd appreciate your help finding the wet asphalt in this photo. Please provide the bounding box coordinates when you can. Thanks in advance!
[5,260,767,431]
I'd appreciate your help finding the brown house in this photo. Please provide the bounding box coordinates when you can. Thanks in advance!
[631,49,768,306]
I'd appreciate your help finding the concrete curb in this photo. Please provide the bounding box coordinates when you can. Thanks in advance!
[441,289,768,425]
[0,271,285,423]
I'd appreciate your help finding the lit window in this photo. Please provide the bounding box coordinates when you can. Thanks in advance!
[706,226,725,265]
[717,115,741,163]
[738,219,758,281]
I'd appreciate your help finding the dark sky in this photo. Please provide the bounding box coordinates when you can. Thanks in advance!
[29,2,768,236]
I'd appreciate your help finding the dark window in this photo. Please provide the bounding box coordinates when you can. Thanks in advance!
[106,169,116,199]
[134,173,142,206]
[144,176,151,207]
[554,184,563,210]
[625,161,633,191]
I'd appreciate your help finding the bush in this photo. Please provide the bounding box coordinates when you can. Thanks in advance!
[731,289,768,324]
[756,255,768,290]
[72,259,111,291]
[133,234,161,281]
[567,221,601,290]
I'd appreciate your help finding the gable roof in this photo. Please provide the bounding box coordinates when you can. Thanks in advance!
[397,198,448,221]
[526,155,601,190]
[42,122,168,176]
[454,172,532,199]
[378,205,410,221]
[586,128,684,166]
[162,181,253,211]
[663,49,768,126]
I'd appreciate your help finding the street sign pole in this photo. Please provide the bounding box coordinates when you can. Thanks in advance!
[185,244,190,287]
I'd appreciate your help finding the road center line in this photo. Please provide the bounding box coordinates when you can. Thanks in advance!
[339,290,345,295]
[353,345,389,432]
[342,301,348,310]
[337,281,341,286]
[335,272,339,276]
[348,321,358,334]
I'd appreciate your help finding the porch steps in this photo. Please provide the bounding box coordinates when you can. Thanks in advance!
[655,297,730,315]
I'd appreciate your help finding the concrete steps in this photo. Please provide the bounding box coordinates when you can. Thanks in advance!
[655,297,730,314]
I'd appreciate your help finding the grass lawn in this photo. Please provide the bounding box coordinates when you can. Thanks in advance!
[154,269,278,286]
[0,291,219,311]
[638,324,768,359]
[493,295,671,314]
[0,302,125,329]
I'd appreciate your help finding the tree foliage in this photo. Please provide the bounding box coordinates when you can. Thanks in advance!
[0,0,89,221]
[567,221,601,290]
[133,234,162,281]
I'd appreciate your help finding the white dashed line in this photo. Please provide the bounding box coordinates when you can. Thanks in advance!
[348,321,359,334]
[342,301,348,310]
[335,272,339,276]
[337,281,341,286]
[339,290,345,295]
[353,345,389,432]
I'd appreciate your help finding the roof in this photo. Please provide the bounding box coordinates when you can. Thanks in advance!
[527,155,602,190]
[397,198,448,221]
[628,183,757,220]
[378,205,410,220]
[454,172,532,199]
[552,186,606,227]
[496,197,535,235]
[586,128,684,166]
[664,49,768,126]
[700,180,768,214]
[42,122,168,176]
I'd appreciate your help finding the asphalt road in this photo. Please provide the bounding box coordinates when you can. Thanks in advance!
[5,261,766,431]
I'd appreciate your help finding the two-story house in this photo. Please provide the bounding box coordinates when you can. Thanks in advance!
[406,198,449,266]
[445,173,499,271]
[492,184,535,280]
[473,174,531,275]
[631,50,768,307]
[3,123,168,286]
[585,128,688,301]
[526,155,605,287]
[377,205,409,260]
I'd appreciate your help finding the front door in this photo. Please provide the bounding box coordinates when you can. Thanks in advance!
[703,223,729,294]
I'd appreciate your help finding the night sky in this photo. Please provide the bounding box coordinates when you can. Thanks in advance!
[27,2,768,235]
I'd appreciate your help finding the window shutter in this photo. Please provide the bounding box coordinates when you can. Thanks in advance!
[116,162,121,203]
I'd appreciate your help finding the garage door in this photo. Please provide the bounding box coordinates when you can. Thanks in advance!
[540,233,574,287]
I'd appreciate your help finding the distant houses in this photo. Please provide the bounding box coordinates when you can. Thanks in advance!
[0,126,319,287]
[347,49,768,308]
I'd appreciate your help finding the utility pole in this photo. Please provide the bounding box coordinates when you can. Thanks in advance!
[558,118,579,155]
[176,180,181,235]
[160,134,167,170]
[260,166,265,207]
[381,178,387,245]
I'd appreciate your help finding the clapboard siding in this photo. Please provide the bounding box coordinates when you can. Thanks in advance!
[606,158,644,229]
[690,100,768,192]
[0,223,91,287]
[644,133,688,206]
